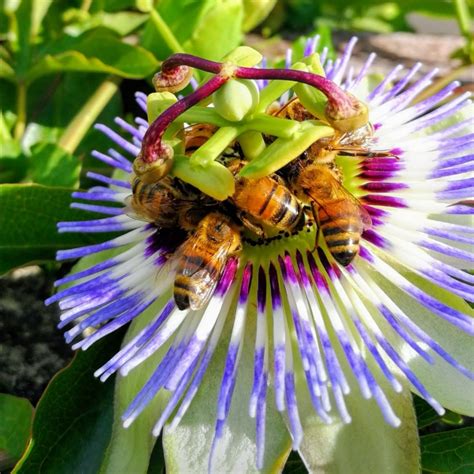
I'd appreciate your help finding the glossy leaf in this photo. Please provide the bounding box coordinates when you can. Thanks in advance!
[0,394,34,471]
[13,330,125,474]
[29,143,81,187]
[26,29,158,83]
[421,428,474,474]
[0,184,115,274]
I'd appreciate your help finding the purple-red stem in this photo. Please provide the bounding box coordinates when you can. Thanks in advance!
[161,53,222,75]
[142,74,227,163]
[235,67,351,109]
[161,54,353,109]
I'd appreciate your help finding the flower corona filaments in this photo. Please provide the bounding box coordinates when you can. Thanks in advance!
[47,37,474,470]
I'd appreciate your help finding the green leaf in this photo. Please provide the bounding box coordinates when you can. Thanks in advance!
[142,0,243,61]
[0,58,15,80]
[242,0,276,32]
[415,395,440,430]
[99,295,171,474]
[421,428,474,473]
[0,139,28,183]
[0,394,34,471]
[13,330,125,474]
[163,288,292,473]
[29,143,81,187]
[64,11,148,37]
[0,184,114,274]
[26,28,159,83]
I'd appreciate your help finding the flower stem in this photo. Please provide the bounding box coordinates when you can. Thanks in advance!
[150,10,185,54]
[59,76,120,154]
[142,75,228,163]
[454,0,472,38]
[14,81,27,140]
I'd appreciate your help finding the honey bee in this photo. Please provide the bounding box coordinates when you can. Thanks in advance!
[184,123,217,155]
[126,175,218,229]
[173,212,242,310]
[125,176,183,228]
[286,159,371,266]
[274,97,395,161]
[227,159,303,237]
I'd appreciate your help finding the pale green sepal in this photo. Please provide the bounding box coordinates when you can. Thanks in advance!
[239,121,333,179]
[99,294,173,474]
[163,297,291,473]
[297,365,419,474]
[147,92,177,124]
[364,254,474,416]
[222,45,263,67]
[172,154,235,201]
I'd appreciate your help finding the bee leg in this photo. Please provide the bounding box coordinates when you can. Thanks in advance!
[237,212,265,237]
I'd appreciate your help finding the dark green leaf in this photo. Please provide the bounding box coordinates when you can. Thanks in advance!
[415,395,441,430]
[29,143,81,187]
[0,140,28,183]
[421,428,474,474]
[0,394,34,471]
[0,184,117,274]
[13,330,125,474]
[26,28,158,83]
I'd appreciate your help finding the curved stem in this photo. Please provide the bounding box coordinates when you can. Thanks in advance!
[142,74,228,163]
[14,81,27,140]
[161,53,222,75]
[235,67,351,110]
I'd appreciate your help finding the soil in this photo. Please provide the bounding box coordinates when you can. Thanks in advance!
[0,266,72,404]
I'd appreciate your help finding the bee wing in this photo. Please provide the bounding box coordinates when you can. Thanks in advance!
[304,173,372,230]
[174,234,234,310]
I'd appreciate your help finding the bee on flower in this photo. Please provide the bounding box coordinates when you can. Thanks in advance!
[47,36,473,472]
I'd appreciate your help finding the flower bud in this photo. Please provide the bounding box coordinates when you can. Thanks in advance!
[213,79,260,122]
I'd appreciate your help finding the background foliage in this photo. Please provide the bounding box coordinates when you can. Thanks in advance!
[0,0,472,472]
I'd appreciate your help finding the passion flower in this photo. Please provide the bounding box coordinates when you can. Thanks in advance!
[47,36,473,472]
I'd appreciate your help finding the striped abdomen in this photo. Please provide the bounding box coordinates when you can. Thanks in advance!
[174,213,241,310]
[318,199,364,266]
[232,175,302,232]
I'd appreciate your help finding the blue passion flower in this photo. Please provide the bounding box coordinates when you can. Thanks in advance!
[47,36,473,472]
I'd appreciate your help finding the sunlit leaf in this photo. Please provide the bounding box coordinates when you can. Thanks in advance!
[28,143,81,187]
[26,28,158,83]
